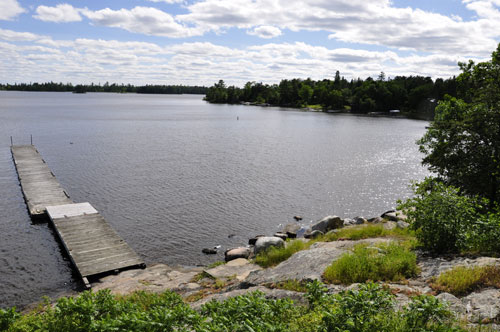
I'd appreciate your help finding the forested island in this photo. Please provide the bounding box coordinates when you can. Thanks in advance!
[205,73,460,119]
[0,82,208,94]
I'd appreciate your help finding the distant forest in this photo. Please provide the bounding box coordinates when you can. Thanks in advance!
[205,72,460,119]
[0,82,208,94]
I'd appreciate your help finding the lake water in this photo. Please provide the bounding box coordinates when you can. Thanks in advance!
[0,91,428,309]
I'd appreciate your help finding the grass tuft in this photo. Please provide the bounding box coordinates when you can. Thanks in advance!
[255,240,307,268]
[322,224,414,242]
[323,242,418,284]
[430,265,500,296]
[268,279,308,292]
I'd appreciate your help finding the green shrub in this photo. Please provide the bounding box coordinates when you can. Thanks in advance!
[323,242,418,284]
[7,290,203,332]
[399,179,486,254]
[0,307,20,331]
[321,283,462,332]
[466,212,500,254]
[200,291,300,331]
[431,265,500,296]
[255,239,307,268]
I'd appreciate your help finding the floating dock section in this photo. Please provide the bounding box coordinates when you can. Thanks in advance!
[11,145,144,288]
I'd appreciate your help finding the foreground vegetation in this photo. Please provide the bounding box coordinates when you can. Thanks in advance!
[1,283,469,332]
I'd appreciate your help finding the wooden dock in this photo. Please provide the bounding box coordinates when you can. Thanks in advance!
[11,145,144,288]
[11,145,72,215]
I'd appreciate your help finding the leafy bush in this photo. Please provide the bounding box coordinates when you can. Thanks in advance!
[255,239,307,267]
[321,283,462,332]
[466,212,500,254]
[0,307,20,331]
[431,265,500,296]
[201,291,300,331]
[7,290,203,332]
[323,242,418,284]
[399,179,486,253]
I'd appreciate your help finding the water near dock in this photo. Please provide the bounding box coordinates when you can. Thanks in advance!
[0,92,429,308]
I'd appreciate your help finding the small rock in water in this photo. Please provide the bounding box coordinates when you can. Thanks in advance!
[293,215,303,221]
[228,234,236,238]
[202,248,217,255]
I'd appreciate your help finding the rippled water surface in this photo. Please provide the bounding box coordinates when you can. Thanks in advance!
[0,91,428,308]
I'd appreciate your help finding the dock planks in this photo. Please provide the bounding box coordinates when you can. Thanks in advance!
[46,203,143,286]
[11,145,144,287]
[11,145,71,215]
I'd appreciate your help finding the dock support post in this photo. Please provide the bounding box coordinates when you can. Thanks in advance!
[10,136,13,146]
[82,277,91,289]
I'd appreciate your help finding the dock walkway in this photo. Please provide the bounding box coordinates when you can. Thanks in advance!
[11,145,144,287]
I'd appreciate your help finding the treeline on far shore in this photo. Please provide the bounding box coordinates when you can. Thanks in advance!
[0,82,208,94]
[205,72,459,119]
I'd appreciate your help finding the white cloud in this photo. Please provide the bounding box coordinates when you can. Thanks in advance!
[0,0,25,20]
[82,6,201,38]
[178,0,500,56]
[34,4,82,23]
[0,28,43,42]
[247,26,282,38]
[0,29,481,86]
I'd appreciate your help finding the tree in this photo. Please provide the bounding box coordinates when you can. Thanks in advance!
[418,44,500,204]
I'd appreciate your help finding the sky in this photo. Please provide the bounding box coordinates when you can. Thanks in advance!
[1,0,500,86]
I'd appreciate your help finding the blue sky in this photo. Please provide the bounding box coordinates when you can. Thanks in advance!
[1,0,499,85]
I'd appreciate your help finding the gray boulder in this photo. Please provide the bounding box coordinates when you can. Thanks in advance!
[353,216,367,225]
[367,216,384,223]
[311,215,343,233]
[249,235,265,245]
[305,230,324,239]
[273,232,288,241]
[343,218,354,226]
[282,223,301,237]
[225,247,251,262]
[254,237,285,255]
[462,289,500,323]
[397,220,410,229]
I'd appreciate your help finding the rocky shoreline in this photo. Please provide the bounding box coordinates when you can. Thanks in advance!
[88,210,500,330]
